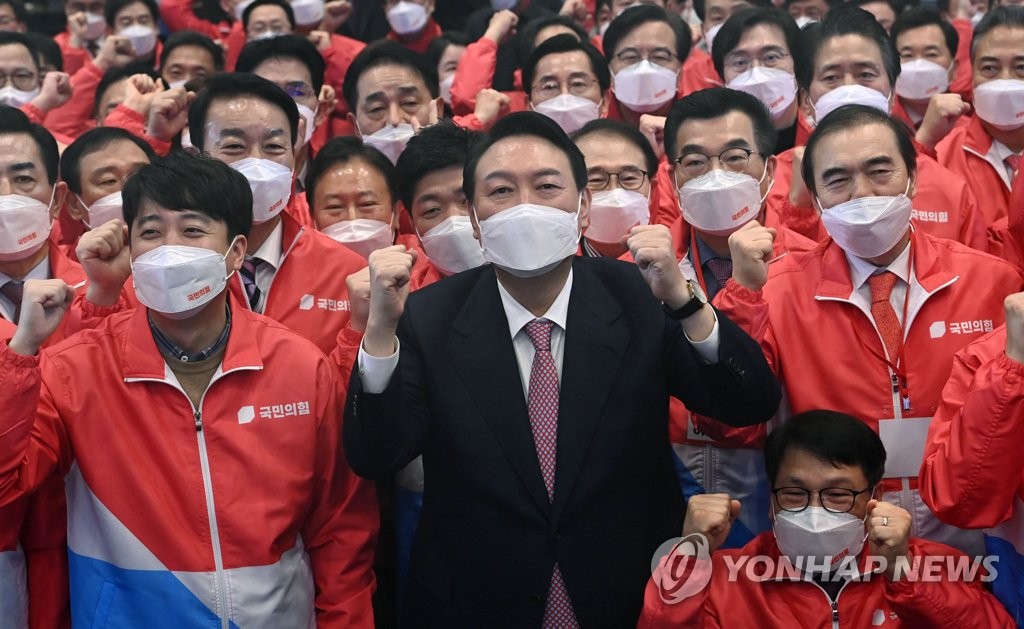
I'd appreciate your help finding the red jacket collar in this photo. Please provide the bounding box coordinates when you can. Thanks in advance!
[962,114,996,156]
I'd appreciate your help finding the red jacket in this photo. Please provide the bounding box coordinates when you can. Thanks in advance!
[449,36,528,117]
[44,59,105,141]
[936,115,1012,226]
[386,17,442,55]
[53,31,93,77]
[950,19,974,103]
[680,47,722,97]
[0,303,378,627]
[160,0,233,40]
[986,169,1024,269]
[638,531,1014,628]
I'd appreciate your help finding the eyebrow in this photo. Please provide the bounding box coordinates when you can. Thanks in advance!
[679,138,753,155]
[7,161,36,173]
[817,60,882,73]
[484,167,563,181]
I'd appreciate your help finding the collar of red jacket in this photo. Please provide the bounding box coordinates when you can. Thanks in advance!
[962,113,996,156]
[737,530,886,583]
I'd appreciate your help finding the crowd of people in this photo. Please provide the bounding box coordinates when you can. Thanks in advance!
[0,0,1022,626]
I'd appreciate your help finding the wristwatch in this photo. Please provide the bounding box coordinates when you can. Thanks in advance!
[663,279,707,320]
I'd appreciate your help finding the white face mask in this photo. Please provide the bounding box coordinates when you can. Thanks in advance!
[82,191,123,228]
[728,67,797,122]
[251,30,283,41]
[973,79,1024,132]
[774,507,868,574]
[418,215,486,276]
[296,102,316,148]
[794,15,817,28]
[818,182,913,259]
[290,0,324,26]
[679,166,768,237]
[387,1,428,35]
[168,79,188,90]
[613,60,678,114]
[704,23,723,52]
[477,199,581,278]
[229,157,293,224]
[491,0,517,10]
[361,123,416,165]
[586,188,649,244]
[84,12,106,40]
[321,218,394,259]
[439,74,454,105]
[532,94,600,135]
[234,0,255,20]
[120,24,157,56]
[895,59,949,102]
[0,193,52,262]
[812,84,891,124]
[0,85,39,107]
[131,238,238,319]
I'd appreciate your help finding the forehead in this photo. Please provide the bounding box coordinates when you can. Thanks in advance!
[356,63,429,99]
[254,57,313,86]
[116,1,152,18]
[776,447,869,486]
[0,131,43,166]
[576,132,645,165]
[535,50,595,78]
[438,44,465,65]
[974,25,1024,58]
[815,33,885,68]
[413,165,463,197]
[164,44,215,67]
[249,4,288,20]
[317,158,390,192]
[735,23,788,51]
[675,110,757,150]
[706,0,751,12]
[79,138,149,172]
[895,23,945,48]
[133,200,222,227]
[476,135,574,180]
[0,43,34,66]
[205,96,291,132]
[811,121,902,173]
[614,21,676,52]
[534,25,577,47]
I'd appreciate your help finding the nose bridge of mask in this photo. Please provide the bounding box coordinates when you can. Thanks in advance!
[812,84,891,123]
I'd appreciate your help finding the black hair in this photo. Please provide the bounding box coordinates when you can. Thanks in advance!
[159,30,225,72]
[522,34,611,98]
[235,34,325,94]
[241,0,295,31]
[694,0,772,22]
[0,31,39,73]
[847,0,897,13]
[603,5,692,66]
[24,32,62,72]
[0,105,58,184]
[890,8,959,58]
[0,0,26,24]
[764,410,887,488]
[426,31,471,71]
[783,0,843,9]
[463,111,587,201]
[711,8,800,80]
[304,135,398,211]
[972,5,1024,59]
[571,118,659,181]
[395,119,479,211]
[188,72,299,152]
[104,0,158,27]
[795,5,900,92]
[60,127,156,195]
[342,40,439,114]
[123,152,252,240]
[664,87,777,160]
[93,61,157,119]
[516,15,589,65]
[801,104,916,195]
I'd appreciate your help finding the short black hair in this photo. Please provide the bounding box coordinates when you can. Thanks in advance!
[802,104,916,195]
[764,410,887,488]
[24,32,62,72]
[426,31,471,71]
[794,5,900,92]
[972,5,1024,59]
[241,0,295,31]
[104,0,158,27]
[464,111,587,201]
[60,127,156,195]
[342,40,439,114]
[665,87,777,160]
[304,135,398,211]
[123,151,253,241]
[0,105,58,184]
[517,15,589,65]
[694,0,772,22]
[847,0,896,13]
[0,32,39,73]
[522,34,611,98]
[188,72,299,152]
[603,5,692,66]
[235,34,325,94]
[94,61,157,119]
[159,30,225,72]
[0,0,26,24]
[712,8,800,80]
[890,8,959,58]
[395,119,479,212]
[571,118,659,181]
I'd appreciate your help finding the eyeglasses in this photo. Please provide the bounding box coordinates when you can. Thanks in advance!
[673,147,759,178]
[772,486,873,514]
[613,47,678,68]
[587,166,648,191]
[723,49,791,74]
[0,69,38,92]
[532,77,599,100]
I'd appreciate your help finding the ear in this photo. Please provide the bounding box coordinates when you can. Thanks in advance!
[598,95,609,118]
[226,234,247,272]
[948,58,958,84]
[66,189,87,222]
[577,186,591,232]
[907,172,917,199]
[50,181,69,220]
[471,206,481,242]
[294,116,307,153]
[798,89,814,125]
[347,111,360,137]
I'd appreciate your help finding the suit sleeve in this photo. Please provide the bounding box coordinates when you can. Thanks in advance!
[305,356,379,628]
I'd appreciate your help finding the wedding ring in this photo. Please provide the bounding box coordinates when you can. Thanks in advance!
[882,516,889,527]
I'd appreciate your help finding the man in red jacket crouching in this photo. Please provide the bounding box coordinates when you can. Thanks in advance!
[639,410,1013,628]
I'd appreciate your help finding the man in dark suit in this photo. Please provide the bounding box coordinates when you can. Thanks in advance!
[344,111,781,628]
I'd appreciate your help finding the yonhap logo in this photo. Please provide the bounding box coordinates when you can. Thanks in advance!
[650,534,713,603]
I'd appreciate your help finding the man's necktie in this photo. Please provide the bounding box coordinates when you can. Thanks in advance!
[239,257,263,312]
[1,280,24,324]
[705,257,733,288]
[524,319,579,629]
[868,271,901,361]
[1007,154,1021,178]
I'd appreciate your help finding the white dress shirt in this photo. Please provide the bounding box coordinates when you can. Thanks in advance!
[988,139,1021,189]
[845,240,913,327]
[246,219,284,313]
[0,254,49,322]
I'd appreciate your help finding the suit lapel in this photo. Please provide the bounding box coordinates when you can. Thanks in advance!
[448,267,552,515]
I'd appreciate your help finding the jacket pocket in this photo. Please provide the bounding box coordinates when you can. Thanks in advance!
[87,581,116,628]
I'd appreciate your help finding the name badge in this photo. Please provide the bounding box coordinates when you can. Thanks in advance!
[878,417,932,479]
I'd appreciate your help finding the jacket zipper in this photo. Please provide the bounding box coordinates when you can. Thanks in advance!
[807,576,854,629]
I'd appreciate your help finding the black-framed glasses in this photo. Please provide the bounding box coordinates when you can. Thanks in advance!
[723,49,791,74]
[586,166,648,191]
[613,47,678,68]
[673,147,760,178]
[0,69,37,92]
[772,486,873,514]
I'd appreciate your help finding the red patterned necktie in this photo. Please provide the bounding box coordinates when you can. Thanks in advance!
[705,257,733,288]
[1007,154,1021,177]
[867,271,901,361]
[524,319,579,629]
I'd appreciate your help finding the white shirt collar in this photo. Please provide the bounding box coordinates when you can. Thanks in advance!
[249,219,284,271]
[845,238,912,291]
[496,267,574,339]
[988,139,1020,188]
[0,252,50,285]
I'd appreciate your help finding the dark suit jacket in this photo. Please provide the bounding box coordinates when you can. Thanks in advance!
[344,258,780,628]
